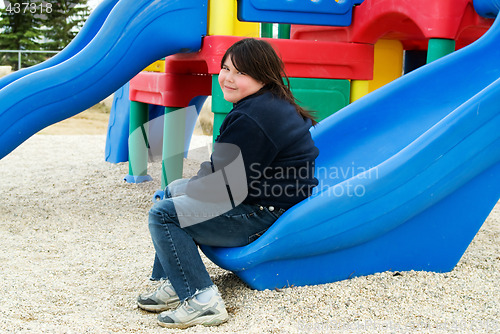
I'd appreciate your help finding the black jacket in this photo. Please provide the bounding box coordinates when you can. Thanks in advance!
[188,90,319,209]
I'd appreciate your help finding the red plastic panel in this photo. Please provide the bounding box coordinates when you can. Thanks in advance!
[269,38,373,79]
[129,72,211,107]
[131,35,374,91]
[291,0,493,49]
[194,35,373,79]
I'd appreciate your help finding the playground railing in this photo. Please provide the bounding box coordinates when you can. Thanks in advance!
[0,49,59,70]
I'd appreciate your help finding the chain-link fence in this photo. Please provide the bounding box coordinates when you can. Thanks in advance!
[0,49,58,71]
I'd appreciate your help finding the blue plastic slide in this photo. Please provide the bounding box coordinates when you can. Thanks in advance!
[0,0,207,160]
[238,0,364,26]
[201,13,500,290]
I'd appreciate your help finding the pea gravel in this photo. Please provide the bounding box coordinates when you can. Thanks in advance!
[0,135,498,333]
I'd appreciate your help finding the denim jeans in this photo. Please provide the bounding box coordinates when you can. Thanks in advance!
[148,179,285,301]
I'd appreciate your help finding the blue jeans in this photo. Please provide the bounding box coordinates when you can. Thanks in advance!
[148,179,285,301]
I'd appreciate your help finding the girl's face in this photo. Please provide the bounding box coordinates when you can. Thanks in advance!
[218,57,264,103]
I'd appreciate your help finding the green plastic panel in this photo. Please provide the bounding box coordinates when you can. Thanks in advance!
[289,77,350,122]
[211,76,351,139]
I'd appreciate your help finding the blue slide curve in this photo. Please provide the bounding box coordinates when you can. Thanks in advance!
[0,0,207,159]
[201,13,500,289]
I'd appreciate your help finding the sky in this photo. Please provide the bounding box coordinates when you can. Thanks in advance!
[87,0,103,10]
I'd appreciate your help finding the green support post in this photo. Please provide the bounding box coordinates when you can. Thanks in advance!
[261,23,290,39]
[161,107,186,188]
[211,75,233,141]
[125,101,152,183]
[278,24,291,39]
[261,23,273,38]
[427,38,456,63]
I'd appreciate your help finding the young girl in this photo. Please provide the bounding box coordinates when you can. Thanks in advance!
[137,38,319,329]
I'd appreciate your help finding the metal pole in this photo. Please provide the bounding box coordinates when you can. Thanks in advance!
[18,51,21,70]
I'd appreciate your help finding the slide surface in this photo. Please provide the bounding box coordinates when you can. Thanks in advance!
[201,14,500,290]
[0,0,207,159]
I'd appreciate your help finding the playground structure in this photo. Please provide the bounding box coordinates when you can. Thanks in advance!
[0,0,499,290]
[120,0,495,188]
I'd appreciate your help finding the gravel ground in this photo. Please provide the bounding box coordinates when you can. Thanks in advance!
[0,134,498,333]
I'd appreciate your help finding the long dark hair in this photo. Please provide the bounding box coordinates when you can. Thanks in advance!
[221,38,317,126]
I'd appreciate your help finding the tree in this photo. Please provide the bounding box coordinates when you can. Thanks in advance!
[0,0,45,69]
[42,0,90,51]
[0,0,90,70]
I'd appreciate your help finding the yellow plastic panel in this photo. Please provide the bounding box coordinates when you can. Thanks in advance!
[208,0,259,37]
[143,60,165,72]
[368,39,403,92]
[350,80,370,102]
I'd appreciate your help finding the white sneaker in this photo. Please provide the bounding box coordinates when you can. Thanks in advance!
[137,279,180,312]
[157,286,229,328]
